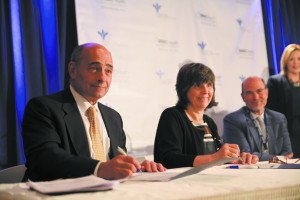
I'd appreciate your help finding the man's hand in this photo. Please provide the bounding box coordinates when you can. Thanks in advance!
[97,155,166,180]
[97,155,141,180]
[284,152,294,159]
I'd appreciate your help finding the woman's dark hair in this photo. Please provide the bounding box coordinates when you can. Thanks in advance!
[175,62,218,109]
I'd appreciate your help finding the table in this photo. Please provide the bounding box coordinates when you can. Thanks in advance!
[0,164,300,200]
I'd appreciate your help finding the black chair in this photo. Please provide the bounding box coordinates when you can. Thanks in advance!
[0,165,26,183]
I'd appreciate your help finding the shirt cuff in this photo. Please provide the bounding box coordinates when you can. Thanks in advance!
[93,161,102,176]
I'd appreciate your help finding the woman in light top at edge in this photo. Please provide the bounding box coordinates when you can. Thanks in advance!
[154,63,258,168]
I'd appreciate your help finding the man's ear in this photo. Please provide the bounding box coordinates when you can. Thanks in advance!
[68,61,76,79]
[241,93,245,102]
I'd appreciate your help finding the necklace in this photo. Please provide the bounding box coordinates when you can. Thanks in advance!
[289,80,300,87]
[287,74,300,87]
[294,82,300,87]
[185,110,204,124]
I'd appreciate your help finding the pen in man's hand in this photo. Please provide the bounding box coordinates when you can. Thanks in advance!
[117,146,142,173]
[117,146,127,156]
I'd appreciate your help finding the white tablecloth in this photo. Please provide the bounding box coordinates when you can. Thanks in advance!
[1,164,300,200]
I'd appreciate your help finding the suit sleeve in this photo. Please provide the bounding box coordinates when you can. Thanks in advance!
[223,114,254,154]
[278,115,293,155]
[154,109,196,168]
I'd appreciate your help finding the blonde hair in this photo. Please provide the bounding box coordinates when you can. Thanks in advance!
[280,44,300,75]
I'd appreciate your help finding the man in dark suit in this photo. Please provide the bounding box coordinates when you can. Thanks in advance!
[22,43,165,181]
[222,76,293,161]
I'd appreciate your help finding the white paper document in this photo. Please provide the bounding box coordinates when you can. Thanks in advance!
[127,157,237,181]
[225,158,300,169]
[27,175,119,194]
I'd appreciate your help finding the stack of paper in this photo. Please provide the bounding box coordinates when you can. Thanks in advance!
[27,175,119,194]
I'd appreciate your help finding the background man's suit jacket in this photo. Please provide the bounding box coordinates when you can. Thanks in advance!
[22,88,126,181]
[222,107,292,161]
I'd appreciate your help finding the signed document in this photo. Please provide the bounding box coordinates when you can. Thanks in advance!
[127,157,237,182]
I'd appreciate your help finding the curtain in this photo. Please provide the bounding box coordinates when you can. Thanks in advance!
[261,0,300,75]
[0,0,77,169]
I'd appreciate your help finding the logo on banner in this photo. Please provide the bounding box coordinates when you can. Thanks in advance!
[97,0,126,11]
[154,38,178,51]
[152,3,176,19]
[197,12,216,26]
[237,48,254,59]
[215,75,222,86]
[98,29,108,40]
[197,41,219,57]
[239,75,246,82]
[237,18,242,27]
[198,41,206,51]
[236,18,252,32]
[155,69,164,79]
[153,3,161,13]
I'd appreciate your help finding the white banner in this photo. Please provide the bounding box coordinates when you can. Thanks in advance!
[75,0,268,157]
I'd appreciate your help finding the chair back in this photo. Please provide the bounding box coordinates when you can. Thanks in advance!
[0,165,26,183]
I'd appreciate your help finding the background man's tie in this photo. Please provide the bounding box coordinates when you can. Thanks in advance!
[87,106,107,161]
[256,116,268,153]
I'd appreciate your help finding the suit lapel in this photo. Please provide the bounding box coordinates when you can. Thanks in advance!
[246,118,261,151]
[62,90,90,157]
[98,103,118,158]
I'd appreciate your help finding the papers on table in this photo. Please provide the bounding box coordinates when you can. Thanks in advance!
[225,163,280,169]
[26,157,238,194]
[127,157,237,181]
[225,158,300,169]
[27,175,119,194]
[276,156,300,164]
[226,163,300,169]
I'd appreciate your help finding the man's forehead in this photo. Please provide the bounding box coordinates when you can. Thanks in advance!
[244,84,264,90]
[82,47,112,60]
[244,78,264,86]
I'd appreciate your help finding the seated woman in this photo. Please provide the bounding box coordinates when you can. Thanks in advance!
[154,63,258,168]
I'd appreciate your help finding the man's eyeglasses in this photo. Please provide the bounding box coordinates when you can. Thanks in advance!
[269,156,287,164]
[269,156,300,164]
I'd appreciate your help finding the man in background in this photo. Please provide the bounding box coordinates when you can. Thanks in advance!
[222,76,293,161]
